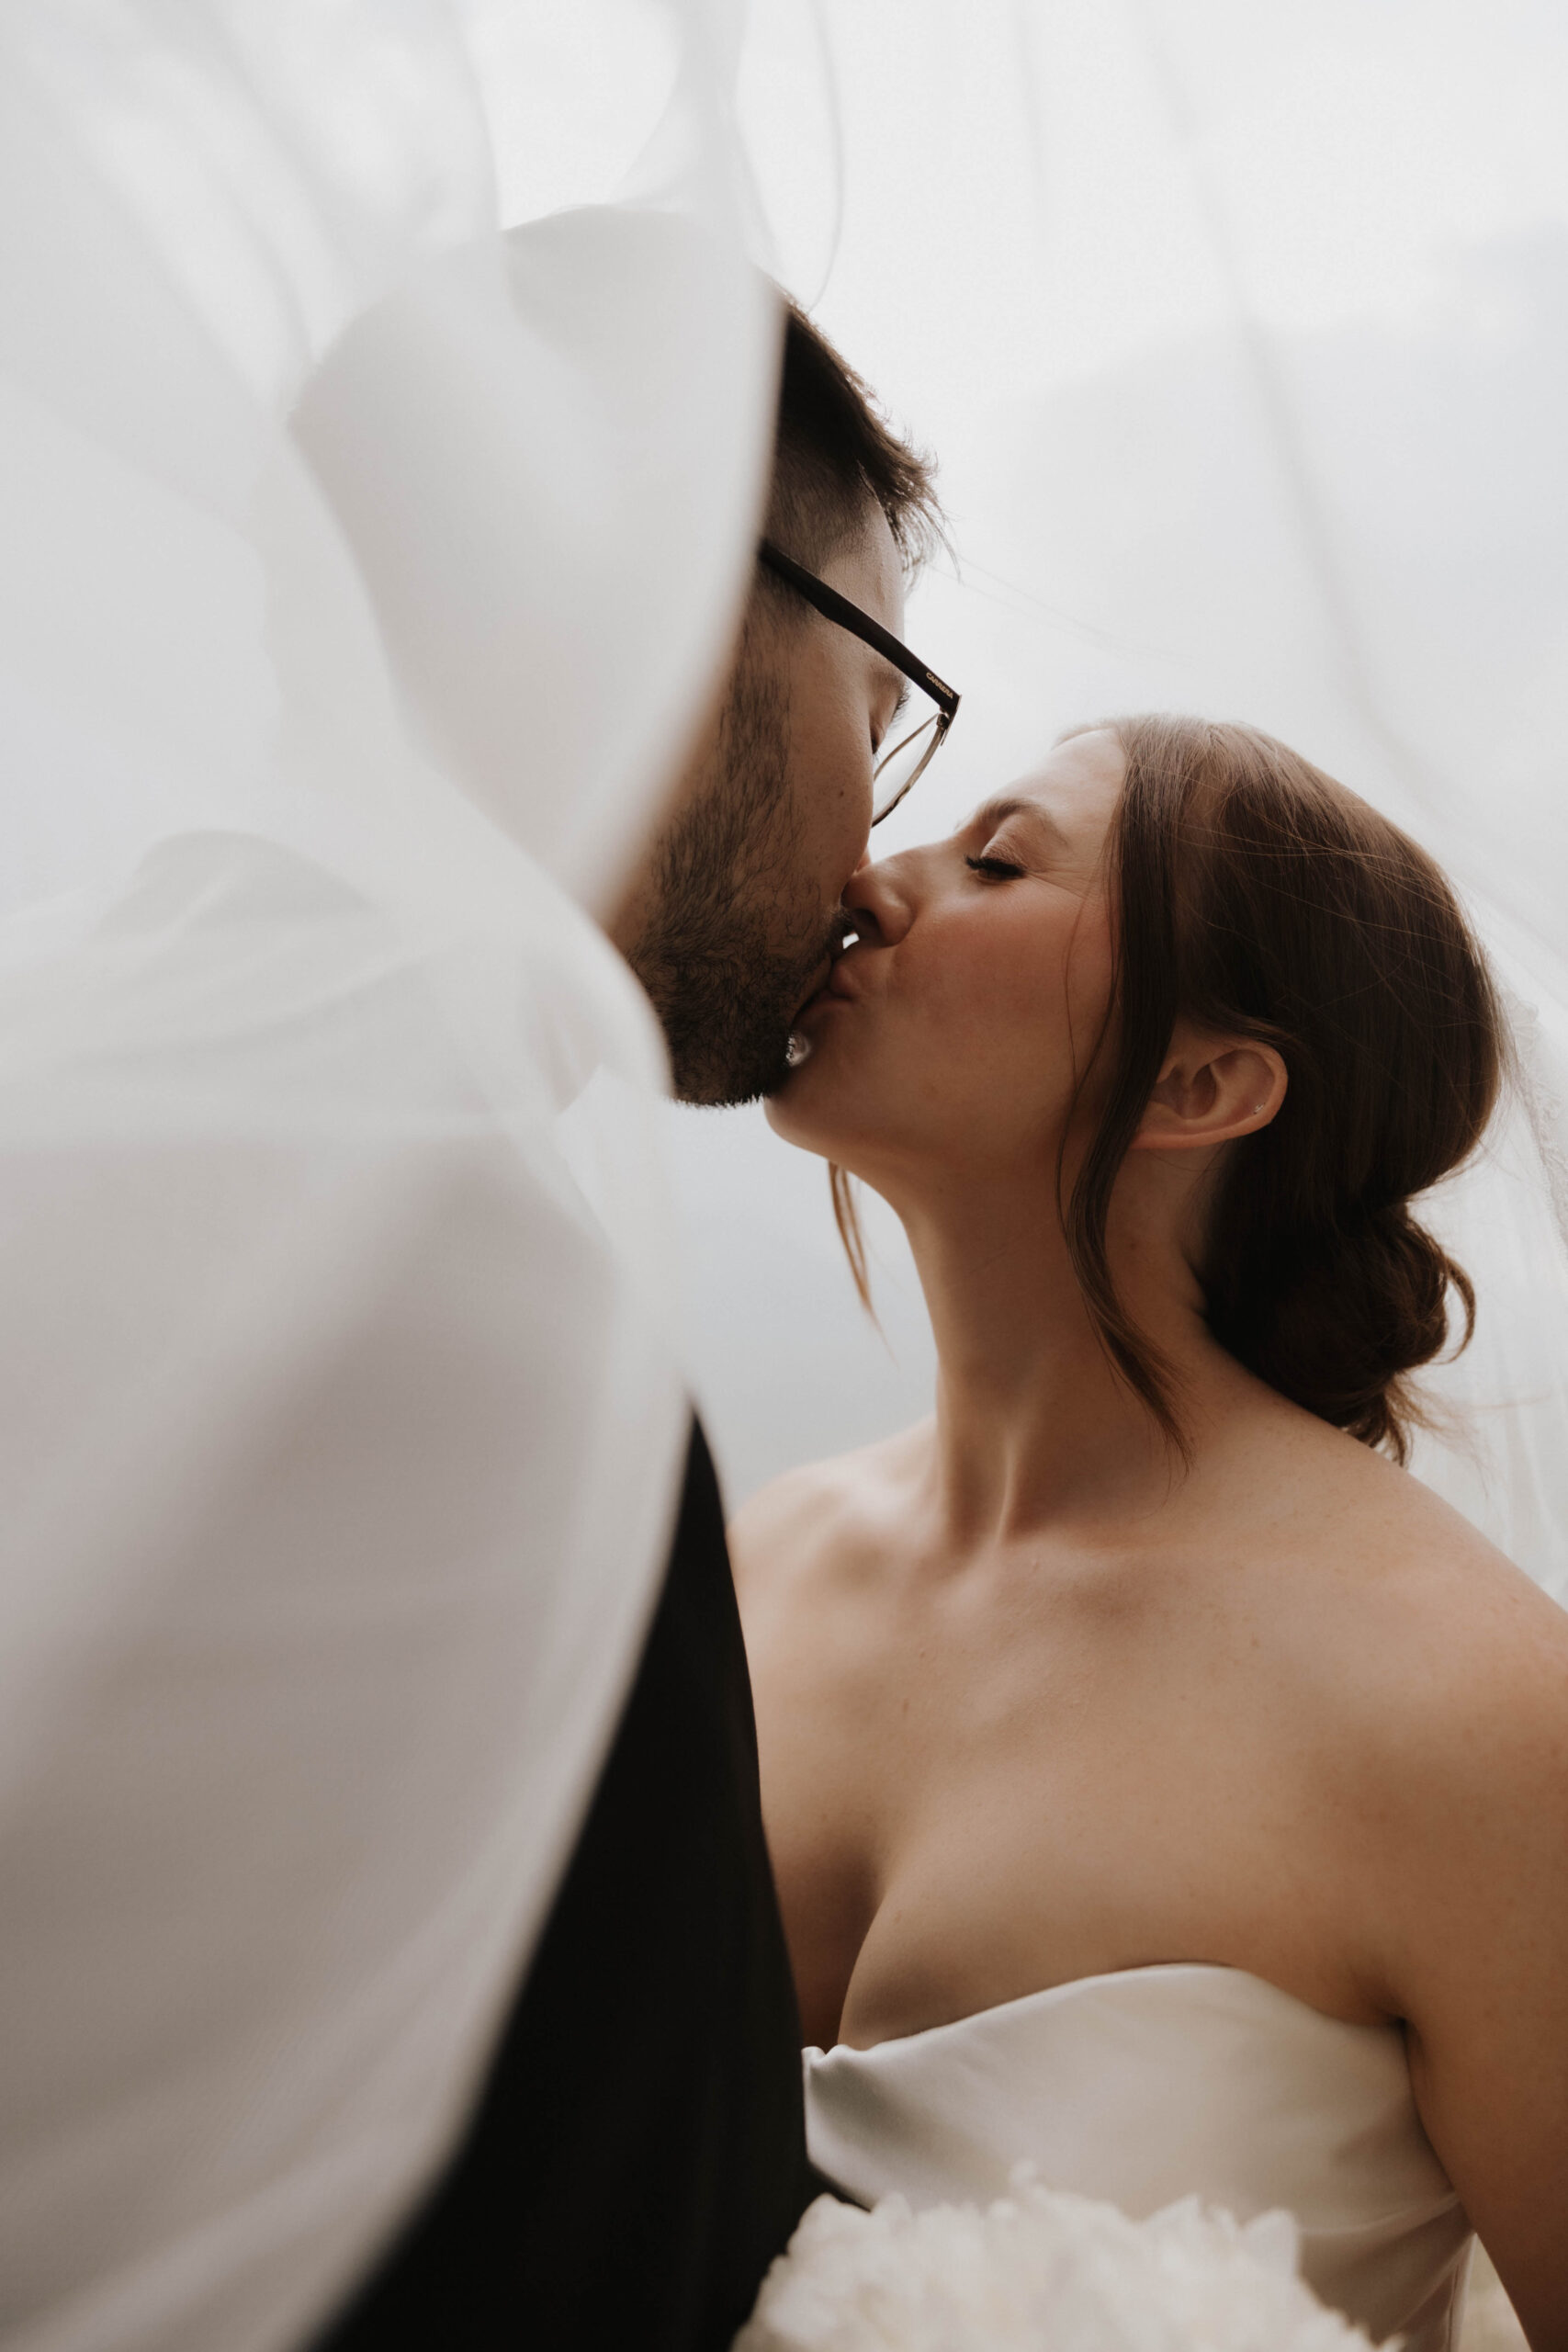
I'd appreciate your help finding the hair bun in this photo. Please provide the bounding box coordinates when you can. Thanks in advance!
[1211,1201,1473,1457]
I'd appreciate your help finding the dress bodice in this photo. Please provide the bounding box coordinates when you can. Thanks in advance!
[804,1964,1472,2352]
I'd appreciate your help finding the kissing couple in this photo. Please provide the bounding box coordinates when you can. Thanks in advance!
[319,297,1567,2351]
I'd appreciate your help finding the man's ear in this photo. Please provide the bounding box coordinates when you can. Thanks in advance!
[1130,1022,1287,1153]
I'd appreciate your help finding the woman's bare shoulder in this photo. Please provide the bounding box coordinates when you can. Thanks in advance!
[1256,1411,1565,1682]
[728,1418,932,1609]
[1195,1395,1566,1826]
[1216,1410,1568,2063]
[1259,1415,1568,1866]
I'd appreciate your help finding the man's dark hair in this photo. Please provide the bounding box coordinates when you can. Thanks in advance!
[766,298,942,570]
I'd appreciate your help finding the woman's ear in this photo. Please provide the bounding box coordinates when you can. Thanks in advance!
[1131,1023,1287,1153]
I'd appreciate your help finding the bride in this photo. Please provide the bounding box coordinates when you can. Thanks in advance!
[732,716,1568,2352]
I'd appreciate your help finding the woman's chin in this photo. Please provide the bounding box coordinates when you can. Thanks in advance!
[763,1046,840,1152]
[762,1077,821,1147]
[765,1001,889,1157]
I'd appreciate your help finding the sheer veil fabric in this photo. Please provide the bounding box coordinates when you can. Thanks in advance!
[0,6,773,2350]
[682,0,1568,1600]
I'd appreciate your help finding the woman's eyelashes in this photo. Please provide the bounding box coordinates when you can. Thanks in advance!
[964,853,1027,881]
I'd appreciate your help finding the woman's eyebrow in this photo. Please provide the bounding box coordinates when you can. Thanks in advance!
[966,796,1071,849]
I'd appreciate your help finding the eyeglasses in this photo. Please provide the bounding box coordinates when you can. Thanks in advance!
[758,538,960,825]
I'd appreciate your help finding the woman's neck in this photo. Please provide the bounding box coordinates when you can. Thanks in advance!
[891,1162,1232,1549]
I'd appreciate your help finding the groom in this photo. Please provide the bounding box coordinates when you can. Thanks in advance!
[316,301,942,2351]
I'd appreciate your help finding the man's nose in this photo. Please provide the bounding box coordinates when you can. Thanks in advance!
[841,854,914,948]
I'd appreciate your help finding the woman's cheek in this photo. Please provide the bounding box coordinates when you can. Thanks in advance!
[941,909,1075,1029]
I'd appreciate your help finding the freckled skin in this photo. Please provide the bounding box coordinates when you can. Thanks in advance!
[734,733,1568,2340]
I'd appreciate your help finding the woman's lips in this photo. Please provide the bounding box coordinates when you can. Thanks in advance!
[799,973,855,1019]
[795,956,860,1022]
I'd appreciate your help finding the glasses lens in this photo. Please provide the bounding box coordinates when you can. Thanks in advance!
[872,708,942,823]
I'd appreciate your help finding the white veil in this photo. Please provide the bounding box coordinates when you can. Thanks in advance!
[687,0,1568,1602]
[0,6,773,2349]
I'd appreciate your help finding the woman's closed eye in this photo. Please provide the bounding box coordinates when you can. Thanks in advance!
[965,854,1027,881]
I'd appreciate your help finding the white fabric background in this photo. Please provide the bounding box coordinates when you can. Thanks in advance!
[639,0,1568,1602]
[0,6,774,2348]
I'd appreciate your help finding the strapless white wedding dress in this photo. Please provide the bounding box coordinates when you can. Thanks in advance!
[805,1964,1473,2351]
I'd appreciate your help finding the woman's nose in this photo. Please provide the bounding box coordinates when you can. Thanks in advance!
[841,853,914,948]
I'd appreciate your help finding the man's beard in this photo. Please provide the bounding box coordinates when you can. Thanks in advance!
[627,663,843,1106]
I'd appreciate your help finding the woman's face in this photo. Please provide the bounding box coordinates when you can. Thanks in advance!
[767,729,1125,1182]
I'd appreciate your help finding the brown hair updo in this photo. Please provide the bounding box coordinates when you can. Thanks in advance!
[1066,716,1506,1462]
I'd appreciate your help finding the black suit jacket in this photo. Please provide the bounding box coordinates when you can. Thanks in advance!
[314,1419,817,2352]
